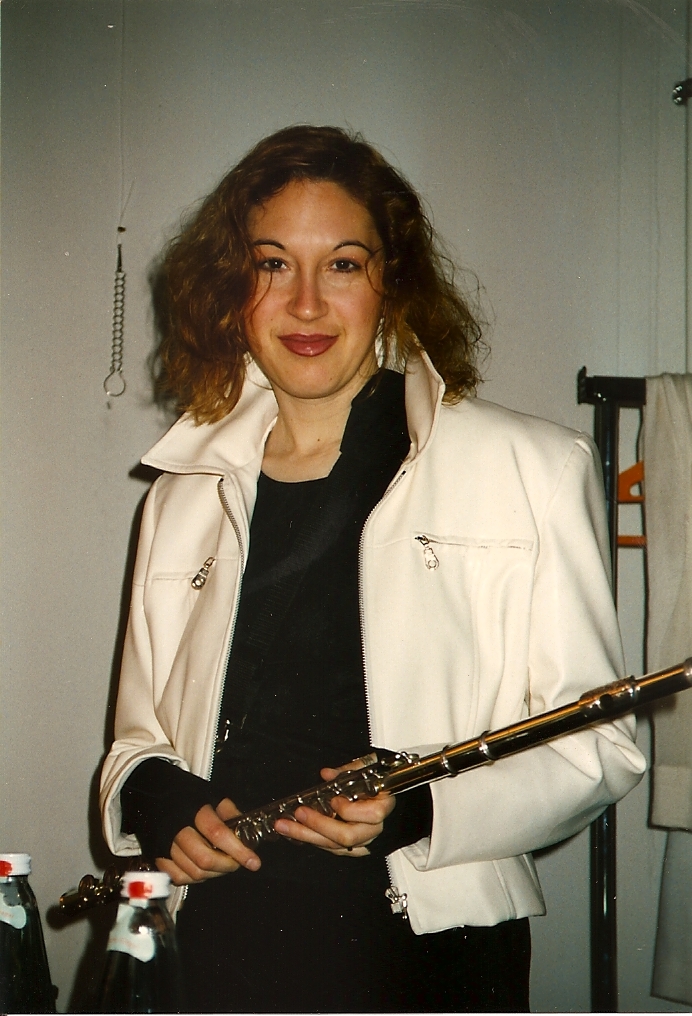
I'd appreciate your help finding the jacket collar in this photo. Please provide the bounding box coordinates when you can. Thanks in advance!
[142,349,446,476]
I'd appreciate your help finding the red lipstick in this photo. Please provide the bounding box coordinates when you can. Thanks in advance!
[279,333,338,357]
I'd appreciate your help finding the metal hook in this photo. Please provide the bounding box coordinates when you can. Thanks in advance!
[104,369,126,397]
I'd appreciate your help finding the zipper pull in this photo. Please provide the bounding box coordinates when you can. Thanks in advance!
[191,556,215,589]
[385,887,409,920]
[214,717,231,755]
[415,535,439,570]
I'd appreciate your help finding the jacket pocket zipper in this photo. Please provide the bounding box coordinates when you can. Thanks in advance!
[414,534,440,570]
[191,556,215,589]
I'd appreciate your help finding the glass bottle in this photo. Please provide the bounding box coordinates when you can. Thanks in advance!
[0,852,56,1013]
[98,870,183,1013]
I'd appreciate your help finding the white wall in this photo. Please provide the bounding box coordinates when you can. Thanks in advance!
[2,0,690,1010]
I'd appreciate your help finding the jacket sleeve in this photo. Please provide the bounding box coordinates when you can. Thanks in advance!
[100,479,194,856]
[121,757,222,860]
[401,435,646,872]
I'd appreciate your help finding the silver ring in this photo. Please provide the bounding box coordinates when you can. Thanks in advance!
[478,733,495,762]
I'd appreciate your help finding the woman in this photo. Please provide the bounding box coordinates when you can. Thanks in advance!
[100,125,645,1012]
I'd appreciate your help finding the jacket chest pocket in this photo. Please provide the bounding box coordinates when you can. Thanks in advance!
[407,533,536,694]
[143,565,216,689]
[411,532,535,580]
[364,533,538,743]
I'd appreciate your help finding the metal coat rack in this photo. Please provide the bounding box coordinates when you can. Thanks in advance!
[577,367,646,1013]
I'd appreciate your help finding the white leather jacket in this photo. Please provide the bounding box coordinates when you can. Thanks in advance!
[100,351,646,933]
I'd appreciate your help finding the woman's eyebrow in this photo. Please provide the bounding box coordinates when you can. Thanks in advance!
[334,240,374,253]
[252,238,376,254]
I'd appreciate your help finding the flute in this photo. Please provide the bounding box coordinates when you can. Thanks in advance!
[227,658,692,847]
[60,658,692,913]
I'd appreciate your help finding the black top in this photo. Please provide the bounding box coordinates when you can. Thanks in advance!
[121,370,432,876]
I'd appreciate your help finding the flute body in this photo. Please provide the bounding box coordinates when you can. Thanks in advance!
[226,659,692,849]
[60,659,692,913]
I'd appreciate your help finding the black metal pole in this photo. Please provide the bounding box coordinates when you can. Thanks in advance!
[577,368,645,1013]
[590,804,618,1011]
[593,398,620,575]
[590,397,619,1013]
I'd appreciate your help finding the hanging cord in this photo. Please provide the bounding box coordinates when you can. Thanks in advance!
[104,1,131,401]
[104,243,126,396]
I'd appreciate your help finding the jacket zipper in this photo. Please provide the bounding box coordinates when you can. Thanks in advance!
[358,466,410,919]
[385,885,409,918]
[185,468,410,915]
[175,478,246,914]
[207,477,247,782]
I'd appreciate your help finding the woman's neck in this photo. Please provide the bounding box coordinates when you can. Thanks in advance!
[262,375,371,482]
[261,396,350,482]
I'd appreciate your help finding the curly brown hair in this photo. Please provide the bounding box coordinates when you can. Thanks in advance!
[156,125,485,423]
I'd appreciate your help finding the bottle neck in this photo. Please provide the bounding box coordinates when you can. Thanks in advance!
[122,895,163,909]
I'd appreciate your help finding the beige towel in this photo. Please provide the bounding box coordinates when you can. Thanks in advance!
[645,374,692,1005]
[646,374,692,828]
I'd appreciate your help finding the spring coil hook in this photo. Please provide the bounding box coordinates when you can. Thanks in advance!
[104,243,126,397]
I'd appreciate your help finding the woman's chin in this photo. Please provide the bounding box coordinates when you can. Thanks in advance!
[273,375,355,403]
[262,358,376,405]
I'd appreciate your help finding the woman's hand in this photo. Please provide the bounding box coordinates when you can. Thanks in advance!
[273,761,396,857]
[156,798,261,885]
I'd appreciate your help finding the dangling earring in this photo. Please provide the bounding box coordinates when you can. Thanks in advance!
[375,316,387,367]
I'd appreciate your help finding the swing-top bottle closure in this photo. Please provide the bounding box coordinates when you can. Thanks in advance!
[120,870,171,906]
[0,853,31,879]
[0,853,32,929]
[107,871,173,964]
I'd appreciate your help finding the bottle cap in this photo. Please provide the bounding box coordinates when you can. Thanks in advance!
[120,870,171,900]
[0,853,31,876]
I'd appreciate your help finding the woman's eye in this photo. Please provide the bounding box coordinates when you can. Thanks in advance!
[258,257,286,272]
[331,259,360,273]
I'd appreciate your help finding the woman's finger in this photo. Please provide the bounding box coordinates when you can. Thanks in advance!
[195,804,261,869]
[155,854,201,887]
[157,838,229,885]
[167,844,234,884]
[155,804,262,885]
[273,813,371,855]
[215,796,242,822]
[292,805,381,845]
[275,796,392,852]
[319,755,371,781]
[170,827,241,882]
[329,792,396,825]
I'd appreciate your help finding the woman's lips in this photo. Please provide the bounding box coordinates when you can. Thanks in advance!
[279,333,338,357]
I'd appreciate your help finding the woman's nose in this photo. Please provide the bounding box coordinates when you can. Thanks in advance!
[288,270,327,320]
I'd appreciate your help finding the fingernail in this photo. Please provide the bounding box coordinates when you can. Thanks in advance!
[245,857,260,871]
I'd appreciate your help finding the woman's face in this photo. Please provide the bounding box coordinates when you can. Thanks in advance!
[245,179,384,405]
